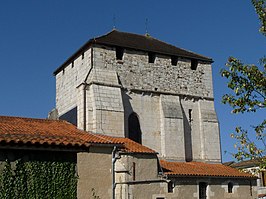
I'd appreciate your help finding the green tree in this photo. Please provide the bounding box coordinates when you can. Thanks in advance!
[221,0,266,165]
[252,0,266,36]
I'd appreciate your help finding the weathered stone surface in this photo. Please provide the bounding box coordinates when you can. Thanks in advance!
[55,43,221,163]
[93,45,213,98]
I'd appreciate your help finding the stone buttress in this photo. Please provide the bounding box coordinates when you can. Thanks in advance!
[53,30,221,163]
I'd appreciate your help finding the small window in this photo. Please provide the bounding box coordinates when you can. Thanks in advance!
[116,47,124,60]
[228,182,233,193]
[250,180,253,196]
[148,52,155,63]
[191,59,198,70]
[82,52,84,59]
[71,61,74,68]
[171,56,178,66]
[199,182,207,199]
[132,162,136,181]
[261,171,266,186]
[168,181,174,193]
[188,109,192,123]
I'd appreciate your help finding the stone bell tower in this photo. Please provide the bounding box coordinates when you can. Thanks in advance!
[53,30,221,163]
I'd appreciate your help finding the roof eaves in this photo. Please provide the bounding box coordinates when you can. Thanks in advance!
[0,141,91,152]
[118,150,158,155]
[89,142,123,148]
[165,173,257,179]
[95,40,213,63]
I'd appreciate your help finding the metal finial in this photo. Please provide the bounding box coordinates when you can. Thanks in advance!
[113,14,116,30]
[145,18,148,34]
[145,18,150,36]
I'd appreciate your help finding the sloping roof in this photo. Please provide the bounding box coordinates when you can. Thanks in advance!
[258,193,266,198]
[54,30,213,75]
[93,134,156,154]
[160,160,256,178]
[224,159,261,169]
[0,116,121,148]
[0,115,155,154]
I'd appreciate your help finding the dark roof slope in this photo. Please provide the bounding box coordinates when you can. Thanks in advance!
[54,30,213,75]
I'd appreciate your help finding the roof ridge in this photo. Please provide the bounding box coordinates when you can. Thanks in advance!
[0,115,73,126]
[92,29,115,42]
[98,30,212,60]
[54,29,213,75]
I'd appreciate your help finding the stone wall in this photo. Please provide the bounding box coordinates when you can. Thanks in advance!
[77,146,113,199]
[167,177,257,199]
[115,153,167,199]
[55,43,221,162]
[92,45,214,98]
[56,49,92,116]
[122,91,162,153]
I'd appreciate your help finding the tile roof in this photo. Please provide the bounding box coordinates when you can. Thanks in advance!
[160,160,256,178]
[93,30,212,61]
[224,159,261,169]
[54,30,213,75]
[0,116,121,148]
[93,134,156,154]
[0,116,155,154]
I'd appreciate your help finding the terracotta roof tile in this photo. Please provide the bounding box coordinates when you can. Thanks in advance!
[0,116,122,148]
[160,160,256,178]
[92,134,156,153]
[0,116,155,154]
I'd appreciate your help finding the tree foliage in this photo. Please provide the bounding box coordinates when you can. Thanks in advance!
[221,0,266,164]
[252,0,266,35]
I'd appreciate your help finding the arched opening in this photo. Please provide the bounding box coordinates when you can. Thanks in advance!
[128,112,142,144]
[228,182,233,193]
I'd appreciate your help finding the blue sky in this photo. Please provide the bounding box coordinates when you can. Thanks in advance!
[0,0,265,162]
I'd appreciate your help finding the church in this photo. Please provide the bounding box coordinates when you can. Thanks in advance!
[0,30,257,198]
[54,30,220,163]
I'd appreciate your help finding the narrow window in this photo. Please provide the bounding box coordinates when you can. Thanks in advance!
[128,112,142,144]
[250,180,253,196]
[116,47,124,60]
[199,182,207,199]
[189,109,192,123]
[82,52,84,59]
[62,68,65,75]
[71,61,74,68]
[261,171,266,186]
[132,162,136,181]
[191,59,198,70]
[168,181,174,193]
[171,56,178,66]
[148,52,155,63]
[228,182,233,193]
